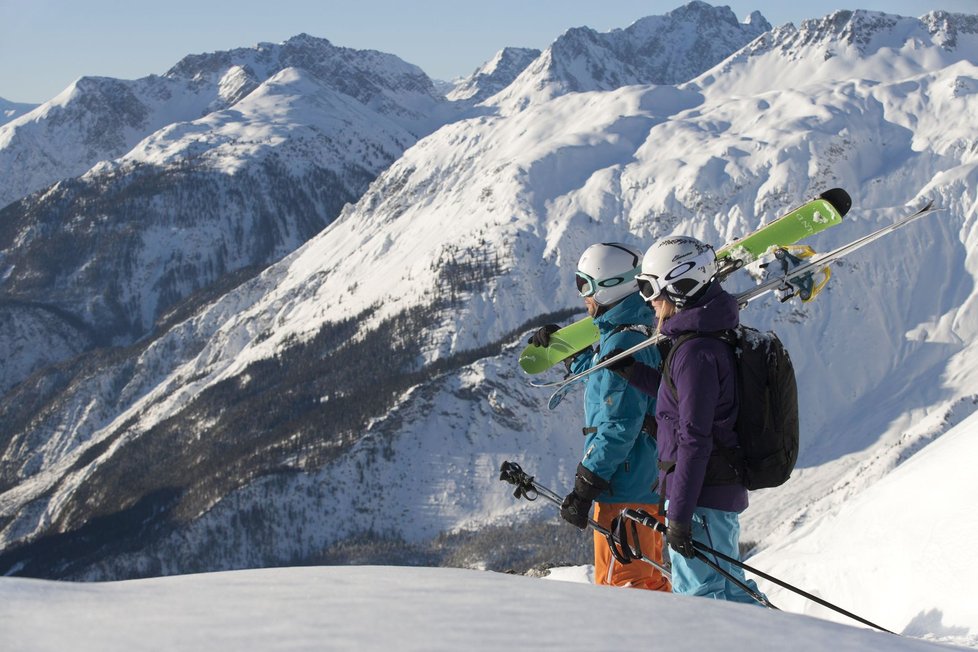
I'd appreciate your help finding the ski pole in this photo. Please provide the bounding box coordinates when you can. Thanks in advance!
[618,509,776,609]
[620,508,896,634]
[498,461,671,579]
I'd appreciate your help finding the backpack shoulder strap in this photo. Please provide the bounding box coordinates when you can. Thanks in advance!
[662,329,736,400]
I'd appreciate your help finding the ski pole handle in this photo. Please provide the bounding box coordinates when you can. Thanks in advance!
[498,462,671,578]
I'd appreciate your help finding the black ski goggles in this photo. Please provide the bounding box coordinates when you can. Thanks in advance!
[635,273,665,301]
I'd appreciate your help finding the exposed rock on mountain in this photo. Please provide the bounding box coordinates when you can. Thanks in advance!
[447,47,542,103]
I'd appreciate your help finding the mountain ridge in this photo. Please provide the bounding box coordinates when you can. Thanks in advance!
[487,1,771,110]
[0,33,449,211]
[0,39,461,396]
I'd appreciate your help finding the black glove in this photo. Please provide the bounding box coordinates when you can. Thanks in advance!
[666,521,695,559]
[599,348,635,379]
[559,492,592,530]
[559,464,610,530]
[528,324,560,348]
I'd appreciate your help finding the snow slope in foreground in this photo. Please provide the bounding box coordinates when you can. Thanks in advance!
[0,566,967,651]
[753,399,978,642]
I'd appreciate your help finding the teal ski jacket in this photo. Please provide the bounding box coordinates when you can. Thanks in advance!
[570,292,662,504]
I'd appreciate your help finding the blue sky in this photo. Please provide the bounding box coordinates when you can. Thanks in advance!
[2,0,975,103]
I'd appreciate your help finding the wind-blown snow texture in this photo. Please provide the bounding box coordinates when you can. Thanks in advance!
[0,566,965,651]
[1,4,978,648]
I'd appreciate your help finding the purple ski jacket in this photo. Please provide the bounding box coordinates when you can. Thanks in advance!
[630,282,748,524]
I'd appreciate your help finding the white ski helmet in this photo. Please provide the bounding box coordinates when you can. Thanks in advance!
[638,236,717,308]
[575,242,643,306]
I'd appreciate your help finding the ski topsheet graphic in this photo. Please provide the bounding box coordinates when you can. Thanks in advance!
[538,199,940,408]
[715,187,849,272]
[518,188,851,375]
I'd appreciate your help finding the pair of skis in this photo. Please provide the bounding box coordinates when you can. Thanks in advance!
[526,194,941,409]
[518,189,851,376]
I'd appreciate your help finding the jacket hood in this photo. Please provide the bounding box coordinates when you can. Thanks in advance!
[594,292,653,331]
[662,281,739,336]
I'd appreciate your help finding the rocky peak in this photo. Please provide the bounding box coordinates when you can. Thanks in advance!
[491,0,771,107]
[921,10,978,49]
[756,8,978,59]
[165,33,440,106]
[447,47,542,102]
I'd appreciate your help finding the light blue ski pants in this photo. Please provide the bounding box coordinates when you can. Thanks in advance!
[668,505,765,605]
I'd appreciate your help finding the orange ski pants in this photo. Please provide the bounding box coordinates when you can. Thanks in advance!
[592,502,671,591]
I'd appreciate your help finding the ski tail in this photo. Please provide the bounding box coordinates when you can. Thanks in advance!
[819,187,852,216]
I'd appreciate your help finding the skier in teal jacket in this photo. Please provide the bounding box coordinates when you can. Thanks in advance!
[530,242,669,590]
[568,293,660,504]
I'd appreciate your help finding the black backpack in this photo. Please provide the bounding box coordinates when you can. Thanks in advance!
[662,325,799,490]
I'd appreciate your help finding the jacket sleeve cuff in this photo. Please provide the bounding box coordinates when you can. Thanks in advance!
[574,462,610,501]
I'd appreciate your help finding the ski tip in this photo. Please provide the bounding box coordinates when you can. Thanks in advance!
[547,392,564,410]
[918,198,936,213]
[819,188,852,217]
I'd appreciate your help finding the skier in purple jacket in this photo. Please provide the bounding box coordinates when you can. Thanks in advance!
[613,235,764,603]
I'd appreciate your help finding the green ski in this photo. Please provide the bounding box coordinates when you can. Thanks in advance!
[518,188,851,375]
[517,317,601,375]
[715,187,850,274]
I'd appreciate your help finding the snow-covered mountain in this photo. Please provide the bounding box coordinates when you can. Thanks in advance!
[446,47,542,103]
[0,6,780,399]
[0,34,447,211]
[489,1,770,110]
[0,97,37,127]
[0,34,459,396]
[2,4,978,644]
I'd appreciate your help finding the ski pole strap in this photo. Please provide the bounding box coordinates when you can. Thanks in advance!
[622,517,644,561]
[605,514,646,565]
[605,527,632,564]
[498,462,671,579]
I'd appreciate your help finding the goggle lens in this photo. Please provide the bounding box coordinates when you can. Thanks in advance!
[636,275,662,301]
[575,272,596,297]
